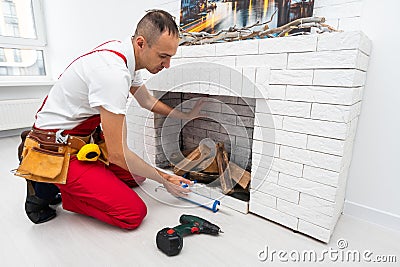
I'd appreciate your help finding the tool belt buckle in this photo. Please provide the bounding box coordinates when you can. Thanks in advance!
[55,130,69,144]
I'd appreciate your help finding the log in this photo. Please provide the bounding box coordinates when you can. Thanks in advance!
[173,144,211,176]
[216,143,234,194]
[229,162,251,189]
[195,156,219,174]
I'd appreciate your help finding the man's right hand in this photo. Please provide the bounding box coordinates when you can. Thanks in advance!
[158,170,193,197]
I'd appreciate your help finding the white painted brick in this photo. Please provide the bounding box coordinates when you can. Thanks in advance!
[313,69,367,87]
[311,102,360,123]
[283,117,349,140]
[252,140,279,157]
[269,100,311,118]
[145,74,161,91]
[256,98,311,117]
[307,135,345,156]
[242,66,256,84]
[181,44,216,57]
[258,181,300,204]
[285,85,362,105]
[250,190,277,209]
[356,51,370,71]
[255,98,270,113]
[338,16,362,31]
[288,50,359,69]
[141,69,155,80]
[302,165,340,187]
[272,157,304,177]
[299,193,335,217]
[174,46,182,58]
[359,32,373,56]
[318,31,372,55]
[278,173,336,202]
[277,199,333,229]
[230,67,243,96]
[254,84,268,99]
[280,145,342,172]
[276,130,308,149]
[251,168,279,186]
[297,220,331,243]
[267,85,286,99]
[254,113,283,130]
[216,39,259,56]
[236,54,287,69]
[259,35,317,53]
[204,56,237,67]
[242,83,255,98]
[255,84,286,99]
[255,67,270,84]
[249,202,298,230]
[170,57,196,67]
[313,1,363,19]
[270,70,313,85]
[254,128,308,149]
[219,66,231,95]
[251,153,273,171]
[253,126,274,143]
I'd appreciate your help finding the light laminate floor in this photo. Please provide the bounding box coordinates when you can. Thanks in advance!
[1,136,399,267]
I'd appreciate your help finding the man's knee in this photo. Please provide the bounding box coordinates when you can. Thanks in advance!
[119,199,147,230]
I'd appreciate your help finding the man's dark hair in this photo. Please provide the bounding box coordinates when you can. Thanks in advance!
[134,10,179,46]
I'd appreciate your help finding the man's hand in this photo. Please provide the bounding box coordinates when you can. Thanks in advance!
[158,170,193,197]
[185,97,206,120]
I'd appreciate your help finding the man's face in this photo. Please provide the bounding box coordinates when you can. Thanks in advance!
[143,32,179,74]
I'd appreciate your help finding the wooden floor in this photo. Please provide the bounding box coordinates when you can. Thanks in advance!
[1,136,399,267]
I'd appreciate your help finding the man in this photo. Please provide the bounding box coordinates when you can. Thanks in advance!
[19,10,202,229]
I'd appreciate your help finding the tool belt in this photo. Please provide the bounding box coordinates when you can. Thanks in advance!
[15,129,109,184]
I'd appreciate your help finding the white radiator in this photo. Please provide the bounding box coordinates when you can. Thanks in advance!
[0,99,42,131]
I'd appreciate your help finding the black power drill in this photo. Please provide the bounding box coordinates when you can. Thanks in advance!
[156,214,223,256]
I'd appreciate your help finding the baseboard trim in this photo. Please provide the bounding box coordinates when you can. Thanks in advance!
[0,128,30,138]
[344,200,400,232]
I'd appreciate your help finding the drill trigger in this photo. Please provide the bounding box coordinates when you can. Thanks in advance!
[191,227,199,234]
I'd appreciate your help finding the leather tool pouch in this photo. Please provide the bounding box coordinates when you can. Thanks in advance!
[16,135,71,184]
[97,140,109,165]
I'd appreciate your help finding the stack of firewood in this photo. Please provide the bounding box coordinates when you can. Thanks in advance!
[173,143,250,194]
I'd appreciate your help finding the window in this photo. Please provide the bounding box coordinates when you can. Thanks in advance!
[0,0,48,80]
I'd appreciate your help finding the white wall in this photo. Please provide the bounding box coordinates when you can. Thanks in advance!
[43,0,181,79]
[343,0,400,231]
[41,0,400,231]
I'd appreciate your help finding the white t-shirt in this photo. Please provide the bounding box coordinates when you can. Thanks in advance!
[35,37,143,130]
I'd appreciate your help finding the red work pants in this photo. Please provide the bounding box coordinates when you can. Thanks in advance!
[56,157,147,229]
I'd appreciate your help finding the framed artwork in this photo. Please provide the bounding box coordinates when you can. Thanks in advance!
[180,0,315,34]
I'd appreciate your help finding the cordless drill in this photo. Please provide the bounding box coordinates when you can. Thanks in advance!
[156,214,223,256]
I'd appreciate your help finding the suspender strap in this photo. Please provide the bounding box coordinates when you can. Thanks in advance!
[58,48,128,79]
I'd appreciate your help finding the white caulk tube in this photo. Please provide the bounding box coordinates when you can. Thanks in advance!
[155,183,221,213]
[154,168,221,212]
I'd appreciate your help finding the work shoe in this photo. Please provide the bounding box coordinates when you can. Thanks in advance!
[25,195,57,224]
[19,131,60,224]
[24,180,58,224]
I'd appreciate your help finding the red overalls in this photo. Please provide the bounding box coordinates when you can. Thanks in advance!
[36,42,147,229]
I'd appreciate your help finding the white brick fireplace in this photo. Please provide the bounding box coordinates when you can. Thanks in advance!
[126,31,371,243]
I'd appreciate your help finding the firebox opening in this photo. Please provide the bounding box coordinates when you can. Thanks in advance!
[154,91,255,202]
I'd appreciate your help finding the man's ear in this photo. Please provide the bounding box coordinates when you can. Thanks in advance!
[135,36,145,49]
